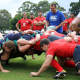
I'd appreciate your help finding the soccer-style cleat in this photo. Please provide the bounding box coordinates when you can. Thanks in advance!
[53,70,67,79]
[75,72,80,76]
[21,57,27,60]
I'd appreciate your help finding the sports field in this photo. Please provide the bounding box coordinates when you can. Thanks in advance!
[0,53,80,80]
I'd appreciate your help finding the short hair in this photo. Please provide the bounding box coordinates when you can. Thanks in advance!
[30,13,33,15]
[63,13,66,16]
[50,3,56,8]
[4,40,16,49]
[23,12,27,15]
[40,38,50,47]
[38,10,42,13]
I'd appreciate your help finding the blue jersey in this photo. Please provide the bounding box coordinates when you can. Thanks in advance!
[46,10,65,33]
[4,33,34,46]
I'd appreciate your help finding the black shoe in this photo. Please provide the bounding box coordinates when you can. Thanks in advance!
[21,57,27,60]
[75,72,80,76]
[53,70,66,79]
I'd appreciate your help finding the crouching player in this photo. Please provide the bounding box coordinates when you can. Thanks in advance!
[0,40,16,72]
[30,38,80,79]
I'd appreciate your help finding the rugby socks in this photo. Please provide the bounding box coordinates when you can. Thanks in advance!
[64,61,75,68]
[50,59,64,72]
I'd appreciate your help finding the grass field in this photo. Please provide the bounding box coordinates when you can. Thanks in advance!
[0,53,80,80]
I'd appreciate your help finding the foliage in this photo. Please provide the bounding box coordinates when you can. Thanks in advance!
[17,0,66,17]
[69,1,80,16]
[0,9,12,32]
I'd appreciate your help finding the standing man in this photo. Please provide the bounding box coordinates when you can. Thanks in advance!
[46,3,65,33]
[16,12,33,32]
[29,13,36,30]
[63,13,68,34]
[68,12,75,31]
[34,10,46,31]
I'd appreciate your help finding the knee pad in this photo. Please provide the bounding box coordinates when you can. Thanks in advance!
[76,63,80,71]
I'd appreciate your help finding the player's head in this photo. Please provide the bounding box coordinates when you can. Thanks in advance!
[30,13,34,20]
[38,10,42,17]
[3,40,16,53]
[23,12,27,19]
[63,13,66,18]
[40,38,50,51]
[71,12,74,18]
[50,3,56,13]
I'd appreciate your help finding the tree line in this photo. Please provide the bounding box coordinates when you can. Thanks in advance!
[0,0,80,32]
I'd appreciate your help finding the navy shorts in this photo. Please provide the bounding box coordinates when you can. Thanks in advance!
[73,45,80,64]
[48,35,63,42]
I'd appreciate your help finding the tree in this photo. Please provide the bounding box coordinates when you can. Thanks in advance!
[51,1,66,12]
[17,0,66,17]
[69,1,80,16]
[0,9,12,32]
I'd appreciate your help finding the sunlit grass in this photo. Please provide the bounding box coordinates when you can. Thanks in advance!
[0,53,80,80]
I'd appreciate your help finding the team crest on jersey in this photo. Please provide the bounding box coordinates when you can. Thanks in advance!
[50,16,57,21]
[26,21,29,23]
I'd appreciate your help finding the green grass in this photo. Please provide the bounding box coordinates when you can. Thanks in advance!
[0,53,80,80]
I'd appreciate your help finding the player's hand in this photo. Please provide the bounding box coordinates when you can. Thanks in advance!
[2,70,9,73]
[74,37,78,42]
[54,26,58,30]
[30,72,39,77]
[18,29,22,32]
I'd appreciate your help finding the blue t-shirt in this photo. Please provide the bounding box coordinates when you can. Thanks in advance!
[46,10,65,33]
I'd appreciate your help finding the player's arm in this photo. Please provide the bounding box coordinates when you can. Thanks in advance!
[34,20,46,26]
[54,20,65,30]
[30,55,53,76]
[46,20,49,29]
[22,30,34,34]
[63,37,72,42]
[67,32,78,42]
[34,21,43,26]
[17,39,36,45]
[35,34,40,42]
[38,20,46,25]
[16,23,21,32]
[31,24,33,30]
[17,44,31,52]
[0,62,9,73]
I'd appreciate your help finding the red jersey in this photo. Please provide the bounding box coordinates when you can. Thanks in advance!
[63,19,68,31]
[35,16,46,30]
[70,37,80,44]
[67,18,75,24]
[31,19,37,30]
[17,19,32,31]
[32,34,50,51]
[47,39,77,58]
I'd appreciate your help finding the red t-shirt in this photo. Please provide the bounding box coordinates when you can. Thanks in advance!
[31,19,37,30]
[67,18,75,24]
[17,19,32,31]
[70,37,80,44]
[47,39,77,58]
[63,19,68,31]
[32,34,50,51]
[35,16,46,30]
